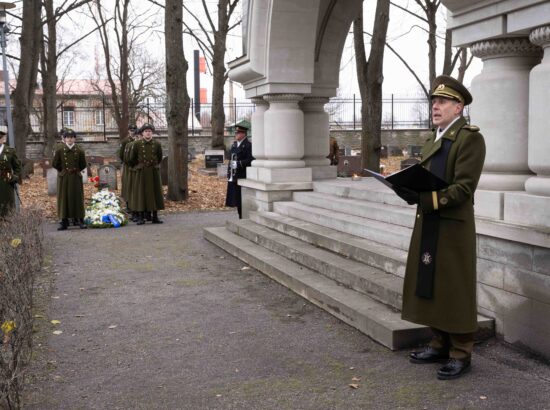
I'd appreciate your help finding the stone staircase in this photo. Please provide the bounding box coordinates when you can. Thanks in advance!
[204,178,494,350]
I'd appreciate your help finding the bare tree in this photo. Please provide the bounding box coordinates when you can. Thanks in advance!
[40,0,95,157]
[354,0,390,173]
[12,0,42,165]
[165,0,190,201]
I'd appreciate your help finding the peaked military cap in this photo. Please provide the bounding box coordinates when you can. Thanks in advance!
[431,75,473,106]
[128,124,138,131]
[235,124,248,133]
[139,123,155,133]
[63,128,77,138]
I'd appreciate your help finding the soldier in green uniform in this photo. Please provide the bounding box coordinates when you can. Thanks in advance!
[395,75,486,380]
[128,124,164,225]
[120,124,137,210]
[0,131,22,217]
[52,129,88,230]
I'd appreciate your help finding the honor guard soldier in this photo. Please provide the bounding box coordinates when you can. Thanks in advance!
[395,75,486,380]
[0,131,22,217]
[120,124,137,211]
[225,125,253,219]
[52,129,88,230]
[128,123,164,225]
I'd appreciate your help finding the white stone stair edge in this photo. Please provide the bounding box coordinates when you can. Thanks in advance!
[292,191,417,229]
[226,218,405,310]
[203,226,433,350]
[249,210,408,278]
[273,201,413,251]
[312,180,408,207]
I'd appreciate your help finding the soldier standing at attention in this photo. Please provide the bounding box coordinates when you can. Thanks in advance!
[0,131,22,217]
[225,125,253,219]
[120,124,137,211]
[128,123,164,225]
[394,75,486,380]
[52,129,88,230]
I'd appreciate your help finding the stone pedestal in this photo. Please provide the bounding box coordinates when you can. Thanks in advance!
[526,26,550,196]
[301,97,335,180]
[250,97,268,168]
[470,37,542,191]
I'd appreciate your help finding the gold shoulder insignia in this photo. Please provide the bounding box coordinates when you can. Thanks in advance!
[463,124,480,132]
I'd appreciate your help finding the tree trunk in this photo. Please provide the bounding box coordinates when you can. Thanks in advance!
[426,5,437,88]
[41,0,59,158]
[354,0,390,174]
[165,0,190,201]
[442,29,453,75]
[12,0,42,165]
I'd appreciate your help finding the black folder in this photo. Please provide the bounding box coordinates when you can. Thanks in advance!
[364,163,448,193]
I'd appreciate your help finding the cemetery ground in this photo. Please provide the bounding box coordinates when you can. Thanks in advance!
[22,213,550,408]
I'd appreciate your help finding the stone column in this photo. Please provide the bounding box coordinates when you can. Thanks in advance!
[250,97,268,168]
[526,26,550,196]
[470,38,542,191]
[301,96,336,180]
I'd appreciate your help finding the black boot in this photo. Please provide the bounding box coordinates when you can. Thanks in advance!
[79,218,87,229]
[136,212,145,225]
[57,219,69,231]
[130,212,138,222]
[152,211,163,224]
[145,211,152,221]
[72,218,79,226]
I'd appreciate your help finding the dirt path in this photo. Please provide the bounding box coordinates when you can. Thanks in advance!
[25,211,550,409]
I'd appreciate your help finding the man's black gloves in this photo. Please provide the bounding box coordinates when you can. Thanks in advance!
[394,186,419,205]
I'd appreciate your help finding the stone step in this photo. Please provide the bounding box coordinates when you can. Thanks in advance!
[293,191,416,228]
[313,178,408,207]
[226,218,404,310]
[203,226,432,350]
[249,210,408,278]
[273,201,413,251]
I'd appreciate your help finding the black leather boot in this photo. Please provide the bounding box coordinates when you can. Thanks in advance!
[79,218,87,229]
[437,358,471,380]
[57,219,69,231]
[136,212,145,225]
[145,211,152,221]
[409,346,449,364]
[152,211,163,224]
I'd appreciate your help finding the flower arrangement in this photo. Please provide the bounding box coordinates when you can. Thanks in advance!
[89,175,100,188]
[84,189,128,228]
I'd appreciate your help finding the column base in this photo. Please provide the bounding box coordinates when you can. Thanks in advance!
[245,166,312,184]
[478,173,533,191]
[504,192,550,229]
[475,190,505,220]
[310,165,337,180]
[525,176,550,197]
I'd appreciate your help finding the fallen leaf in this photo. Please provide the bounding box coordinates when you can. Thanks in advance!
[349,367,355,370]
[480,396,487,400]
[349,384,359,389]
[10,238,22,248]
[216,394,222,398]
[1,321,16,335]
[51,296,60,299]
[351,377,361,382]
[241,266,250,271]
[108,325,117,329]
[34,314,45,319]
[52,330,63,335]
[50,320,61,325]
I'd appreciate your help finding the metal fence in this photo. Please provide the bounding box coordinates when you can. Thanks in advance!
[24,95,437,141]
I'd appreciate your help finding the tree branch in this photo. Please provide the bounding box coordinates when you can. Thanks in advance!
[390,1,427,23]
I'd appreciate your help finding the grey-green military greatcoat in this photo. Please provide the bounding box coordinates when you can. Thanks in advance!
[401,117,486,334]
[0,145,22,217]
[52,144,87,219]
[128,139,164,212]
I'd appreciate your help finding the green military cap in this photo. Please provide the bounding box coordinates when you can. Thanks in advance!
[431,75,473,106]
[139,123,155,133]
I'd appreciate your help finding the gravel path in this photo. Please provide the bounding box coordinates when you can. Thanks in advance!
[24,211,550,409]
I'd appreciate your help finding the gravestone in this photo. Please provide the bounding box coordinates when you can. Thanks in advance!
[98,164,117,190]
[189,147,197,160]
[407,145,422,158]
[40,159,52,177]
[161,156,168,186]
[81,167,88,184]
[47,168,57,196]
[388,146,403,156]
[204,150,224,169]
[344,146,352,156]
[217,162,227,179]
[337,155,362,177]
[400,157,420,170]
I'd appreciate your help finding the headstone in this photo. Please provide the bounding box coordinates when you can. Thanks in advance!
[189,147,197,160]
[81,167,88,184]
[47,168,57,196]
[407,145,422,158]
[388,145,403,156]
[344,146,352,156]
[400,157,420,170]
[337,155,362,177]
[161,156,168,186]
[204,150,224,169]
[98,164,117,190]
[40,159,52,177]
[217,162,227,179]
[380,145,388,159]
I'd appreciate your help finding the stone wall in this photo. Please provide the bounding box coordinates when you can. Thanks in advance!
[26,129,432,159]
[474,220,550,357]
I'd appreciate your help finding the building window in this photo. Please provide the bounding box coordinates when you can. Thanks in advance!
[95,109,104,126]
[63,107,75,127]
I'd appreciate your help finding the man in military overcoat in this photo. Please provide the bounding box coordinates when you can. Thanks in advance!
[128,123,164,225]
[225,125,253,219]
[52,129,88,230]
[0,131,22,217]
[120,124,137,210]
[396,75,486,380]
